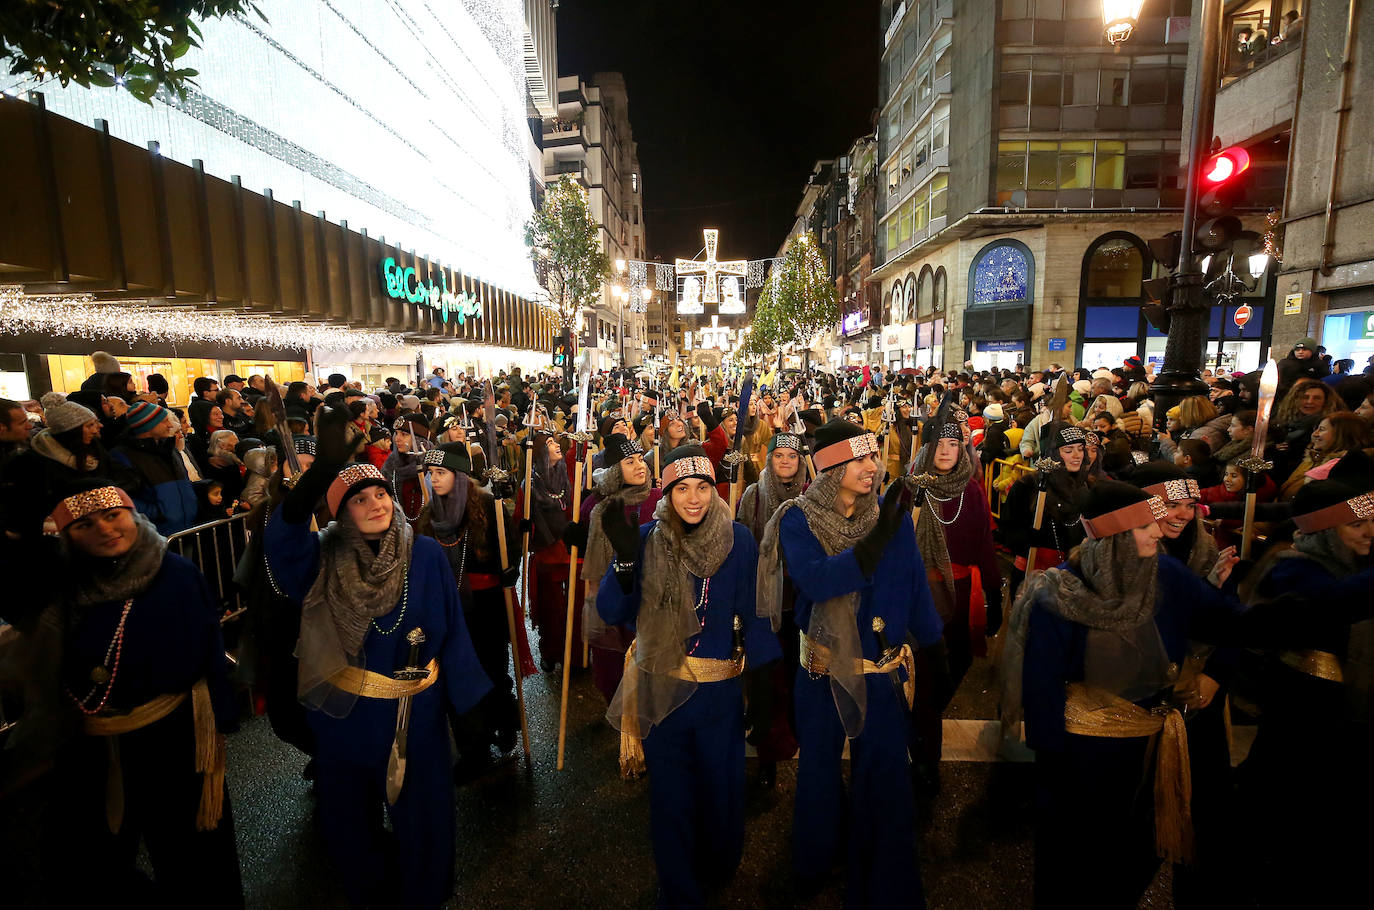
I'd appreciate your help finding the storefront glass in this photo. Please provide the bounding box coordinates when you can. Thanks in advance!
[44,354,305,404]
[1321,310,1374,367]
[970,339,1023,371]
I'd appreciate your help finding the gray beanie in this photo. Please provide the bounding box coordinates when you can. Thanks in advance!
[40,391,97,435]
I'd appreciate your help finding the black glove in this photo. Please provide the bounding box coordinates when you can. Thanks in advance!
[853,482,912,577]
[602,497,640,563]
[561,519,589,553]
[518,517,533,535]
[697,402,718,432]
[743,662,776,748]
[499,565,519,589]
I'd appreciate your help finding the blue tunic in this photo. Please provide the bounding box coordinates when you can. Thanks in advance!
[265,506,491,910]
[1021,554,1245,909]
[597,519,781,910]
[780,498,943,909]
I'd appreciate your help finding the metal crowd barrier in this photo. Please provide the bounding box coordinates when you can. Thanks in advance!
[166,513,251,626]
[983,457,1034,521]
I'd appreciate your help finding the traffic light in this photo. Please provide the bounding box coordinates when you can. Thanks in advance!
[1141,231,1180,334]
[1194,146,1250,253]
[552,329,572,369]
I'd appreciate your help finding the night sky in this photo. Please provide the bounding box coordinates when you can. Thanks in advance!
[556,0,881,263]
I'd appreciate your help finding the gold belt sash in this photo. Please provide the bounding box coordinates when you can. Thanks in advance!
[798,631,916,709]
[1063,683,1194,864]
[616,641,745,780]
[330,658,440,699]
[1278,649,1344,683]
[83,679,225,835]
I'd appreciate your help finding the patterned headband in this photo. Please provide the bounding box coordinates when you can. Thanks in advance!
[769,433,803,454]
[326,462,388,517]
[1080,495,1168,540]
[51,486,136,533]
[612,435,646,459]
[937,423,962,442]
[661,455,716,487]
[1294,492,1374,534]
[1144,477,1202,504]
[1057,426,1087,447]
[814,433,880,472]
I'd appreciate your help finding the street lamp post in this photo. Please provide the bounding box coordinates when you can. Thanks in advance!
[1108,0,1225,425]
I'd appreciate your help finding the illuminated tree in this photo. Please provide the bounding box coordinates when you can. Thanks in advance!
[524,175,612,332]
[749,232,839,355]
[0,2,263,103]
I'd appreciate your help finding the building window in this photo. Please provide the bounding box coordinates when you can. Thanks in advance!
[917,266,933,318]
[1084,235,1146,298]
[933,266,947,312]
[970,241,1033,306]
[903,274,917,320]
[632,173,639,193]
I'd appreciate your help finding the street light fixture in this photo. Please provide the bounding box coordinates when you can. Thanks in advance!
[614,258,627,274]
[1101,0,1146,47]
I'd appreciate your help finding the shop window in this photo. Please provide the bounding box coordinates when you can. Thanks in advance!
[1084,236,1145,298]
[970,241,1033,306]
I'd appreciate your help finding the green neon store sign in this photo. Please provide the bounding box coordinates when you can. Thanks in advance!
[378,257,484,325]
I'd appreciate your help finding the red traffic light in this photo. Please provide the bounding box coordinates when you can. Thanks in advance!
[1202,147,1251,185]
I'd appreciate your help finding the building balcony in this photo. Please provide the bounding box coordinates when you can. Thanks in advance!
[884,145,949,214]
[1213,38,1300,147]
[549,160,588,187]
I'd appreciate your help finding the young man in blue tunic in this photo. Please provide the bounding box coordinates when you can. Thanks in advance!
[596,444,780,910]
[264,407,491,910]
[759,418,945,908]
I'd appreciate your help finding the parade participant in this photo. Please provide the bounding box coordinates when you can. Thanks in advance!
[520,431,581,673]
[907,418,1002,783]
[760,418,944,906]
[416,442,520,775]
[736,431,807,786]
[383,416,425,526]
[597,445,780,908]
[1002,480,1244,910]
[1002,424,1095,592]
[263,408,491,910]
[884,398,916,481]
[564,432,663,706]
[12,480,240,905]
[1238,479,1374,907]
[432,412,486,476]
[591,413,631,470]
[654,408,690,482]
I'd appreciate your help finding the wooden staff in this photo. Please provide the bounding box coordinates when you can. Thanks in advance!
[1024,457,1057,576]
[556,432,592,770]
[519,438,536,631]
[491,478,531,759]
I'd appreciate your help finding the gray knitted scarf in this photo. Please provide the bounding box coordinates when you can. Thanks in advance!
[64,513,168,607]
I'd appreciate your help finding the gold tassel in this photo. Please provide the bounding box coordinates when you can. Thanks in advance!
[191,679,226,831]
[899,644,916,710]
[618,642,646,780]
[1152,709,1195,865]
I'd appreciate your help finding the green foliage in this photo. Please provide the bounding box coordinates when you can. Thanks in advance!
[0,1,263,104]
[748,232,839,355]
[525,176,612,331]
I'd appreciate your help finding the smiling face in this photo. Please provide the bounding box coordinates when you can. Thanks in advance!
[1131,520,1164,557]
[427,465,456,497]
[721,413,738,438]
[345,484,394,539]
[1159,499,1197,538]
[207,407,224,430]
[66,507,138,558]
[1311,417,1333,453]
[621,453,648,486]
[1335,517,1374,556]
[932,437,961,473]
[771,447,800,482]
[1299,386,1326,416]
[545,436,562,463]
[1223,464,1245,494]
[839,453,878,497]
[670,477,713,524]
[1059,442,1085,472]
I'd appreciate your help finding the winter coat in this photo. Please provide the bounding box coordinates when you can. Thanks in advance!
[110,436,200,535]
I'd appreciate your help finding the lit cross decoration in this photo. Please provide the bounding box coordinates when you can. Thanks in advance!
[676,229,748,307]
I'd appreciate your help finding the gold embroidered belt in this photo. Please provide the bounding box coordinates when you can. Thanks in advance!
[83,679,225,835]
[1063,683,1193,865]
[798,631,916,709]
[668,653,746,682]
[1278,649,1344,683]
[330,658,440,699]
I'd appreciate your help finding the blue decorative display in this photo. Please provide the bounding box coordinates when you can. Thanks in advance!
[973,245,1029,304]
[1048,337,1067,351]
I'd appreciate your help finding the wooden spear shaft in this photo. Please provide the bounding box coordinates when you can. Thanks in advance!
[492,496,531,759]
[556,445,587,770]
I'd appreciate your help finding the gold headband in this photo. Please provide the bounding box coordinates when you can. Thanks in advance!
[51,486,136,532]
[661,455,716,486]
[1143,478,1201,503]
[1080,495,1168,540]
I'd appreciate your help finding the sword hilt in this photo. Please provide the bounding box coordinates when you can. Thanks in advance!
[731,615,745,661]
[394,627,427,680]
[871,616,897,663]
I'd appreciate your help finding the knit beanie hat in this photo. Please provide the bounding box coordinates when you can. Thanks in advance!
[767,432,804,454]
[91,351,122,375]
[983,402,1006,423]
[326,463,389,518]
[600,432,644,469]
[661,444,716,490]
[126,400,171,436]
[422,441,473,476]
[41,391,97,435]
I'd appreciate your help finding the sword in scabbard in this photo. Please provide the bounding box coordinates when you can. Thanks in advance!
[871,617,909,711]
[385,626,427,805]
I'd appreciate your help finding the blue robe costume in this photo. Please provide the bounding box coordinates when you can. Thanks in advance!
[50,551,241,906]
[1020,554,1245,910]
[266,507,491,910]
[780,498,944,909]
[597,520,781,910]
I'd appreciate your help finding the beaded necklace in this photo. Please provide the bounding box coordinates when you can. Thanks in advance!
[67,598,134,715]
[370,571,412,636]
[685,575,711,656]
[925,488,966,526]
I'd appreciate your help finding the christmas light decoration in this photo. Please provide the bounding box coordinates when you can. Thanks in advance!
[0,286,406,353]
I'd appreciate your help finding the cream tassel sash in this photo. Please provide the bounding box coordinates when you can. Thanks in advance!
[618,642,647,780]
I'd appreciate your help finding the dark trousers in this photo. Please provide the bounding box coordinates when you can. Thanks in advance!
[49,701,243,908]
[314,734,455,910]
[793,669,924,909]
[641,678,746,910]
[464,586,518,746]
